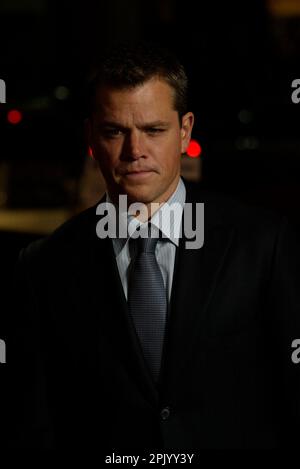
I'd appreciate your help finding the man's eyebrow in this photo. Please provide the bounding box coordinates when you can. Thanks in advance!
[99,121,128,129]
[140,121,170,128]
[98,120,170,129]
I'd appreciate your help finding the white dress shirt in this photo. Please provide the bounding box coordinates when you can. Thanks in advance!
[107,177,186,303]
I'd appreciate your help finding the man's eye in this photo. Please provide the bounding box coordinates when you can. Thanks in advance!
[102,129,123,138]
[146,128,164,135]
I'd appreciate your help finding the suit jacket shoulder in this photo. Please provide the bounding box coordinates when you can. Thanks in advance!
[184,180,288,244]
[20,202,101,265]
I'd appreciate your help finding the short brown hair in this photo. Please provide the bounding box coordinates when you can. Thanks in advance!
[85,42,188,119]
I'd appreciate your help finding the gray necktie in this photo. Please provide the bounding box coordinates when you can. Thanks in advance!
[128,225,167,382]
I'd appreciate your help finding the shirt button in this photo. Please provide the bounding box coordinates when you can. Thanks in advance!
[160,406,171,420]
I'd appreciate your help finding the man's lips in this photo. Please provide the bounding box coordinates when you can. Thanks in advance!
[123,170,155,179]
[125,169,152,174]
[118,168,156,175]
[123,169,155,174]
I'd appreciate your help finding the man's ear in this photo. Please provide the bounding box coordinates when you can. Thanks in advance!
[180,112,194,154]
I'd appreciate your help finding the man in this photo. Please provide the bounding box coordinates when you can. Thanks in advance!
[9,43,300,450]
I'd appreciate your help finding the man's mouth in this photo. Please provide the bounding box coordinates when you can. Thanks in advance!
[124,170,154,179]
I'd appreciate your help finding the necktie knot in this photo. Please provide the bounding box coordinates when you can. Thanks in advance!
[131,224,161,255]
[137,236,158,254]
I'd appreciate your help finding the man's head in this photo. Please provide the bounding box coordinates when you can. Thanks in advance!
[86,43,194,207]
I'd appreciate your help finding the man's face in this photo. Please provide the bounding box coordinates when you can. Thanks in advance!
[88,77,194,206]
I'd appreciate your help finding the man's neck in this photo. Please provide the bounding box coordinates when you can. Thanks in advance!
[108,177,181,222]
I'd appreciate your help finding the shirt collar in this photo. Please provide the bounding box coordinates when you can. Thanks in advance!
[106,177,186,256]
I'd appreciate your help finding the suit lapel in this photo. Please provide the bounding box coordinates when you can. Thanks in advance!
[160,186,235,398]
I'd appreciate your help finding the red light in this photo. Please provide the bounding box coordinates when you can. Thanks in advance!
[186,139,202,158]
[88,146,94,158]
[7,109,22,125]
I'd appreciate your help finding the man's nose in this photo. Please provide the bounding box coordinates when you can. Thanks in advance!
[123,130,144,159]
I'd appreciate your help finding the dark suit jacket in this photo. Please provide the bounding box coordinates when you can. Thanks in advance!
[7,181,300,449]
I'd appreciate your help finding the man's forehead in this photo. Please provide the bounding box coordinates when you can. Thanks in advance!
[92,81,178,126]
[94,78,175,107]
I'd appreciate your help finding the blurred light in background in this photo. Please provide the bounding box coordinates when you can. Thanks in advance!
[267,0,300,17]
[235,136,259,151]
[54,86,70,101]
[238,109,253,125]
[28,96,51,111]
[7,109,22,125]
[88,146,93,158]
[186,139,202,158]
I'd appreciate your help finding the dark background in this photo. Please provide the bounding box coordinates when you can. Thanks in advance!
[0,0,300,445]
[1,1,300,216]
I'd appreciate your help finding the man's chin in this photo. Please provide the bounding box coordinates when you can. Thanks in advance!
[116,184,157,205]
[124,190,156,205]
